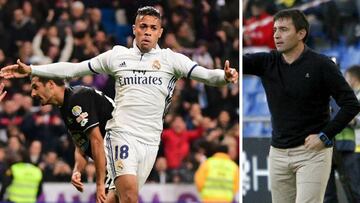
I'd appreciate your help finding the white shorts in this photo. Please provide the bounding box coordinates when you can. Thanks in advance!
[104,130,159,189]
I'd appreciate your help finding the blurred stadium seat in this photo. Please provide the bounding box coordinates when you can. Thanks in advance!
[243,93,253,116]
[243,76,260,94]
[247,92,270,116]
[243,122,263,137]
[115,25,132,46]
[340,46,360,69]
[101,8,116,34]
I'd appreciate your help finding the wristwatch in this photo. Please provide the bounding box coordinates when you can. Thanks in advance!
[318,132,333,148]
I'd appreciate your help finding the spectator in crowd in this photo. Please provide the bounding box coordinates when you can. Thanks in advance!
[195,144,239,203]
[217,110,233,132]
[21,95,35,114]
[184,103,204,130]
[71,19,98,61]
[243,0,275,49]
[175,21,195,48]
[0,144,7,182]
[31,25,74,64]
[324,65,360,203]
[39,150,59,182]
[162,116,204,170]
[94,31,112,53]
[9,8,37,57]
[0,99,24,140]
[83,161,96,183]
[53,159,72,182]
[192,40,214,69]
[70,1,86,22]
[7,126,25,145]
[28,140,42,166]
[88,8,104,37]
[56,136,75,167]
[147,157,171,184]
[55,11,72,40]
[21,105,67,152]
[17,41,33,64]
[345,64,360,161]
[0,150,43,203]
[176,155,198,183]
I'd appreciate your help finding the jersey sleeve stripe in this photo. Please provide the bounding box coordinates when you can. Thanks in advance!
[88,61,100,74]
[187,64,198,79]
[83,122,99,132]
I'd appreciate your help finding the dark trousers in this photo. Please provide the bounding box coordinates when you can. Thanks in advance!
[324,151,360,203]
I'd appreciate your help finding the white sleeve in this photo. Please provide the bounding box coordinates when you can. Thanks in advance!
[88,49,114,75]
[170,50,227,86]
[190,66,228,86]
[31,50,114,79]
[31,61,91,79]
[170,51,198,78]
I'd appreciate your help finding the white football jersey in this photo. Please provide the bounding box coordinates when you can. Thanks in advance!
[88,43,197,145]
[31,42,227,145]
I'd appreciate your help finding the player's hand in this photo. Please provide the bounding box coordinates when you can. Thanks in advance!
[71,171,84,192]
[0,59,31,79]
[224,60,238,84]
[304,134,325,151]
[96,184,106,203]
[0,83,7,102]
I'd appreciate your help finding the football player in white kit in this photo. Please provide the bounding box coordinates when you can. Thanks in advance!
[1,6,238,203]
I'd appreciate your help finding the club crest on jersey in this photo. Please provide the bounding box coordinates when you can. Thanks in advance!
[152,60,161,70]
[72,106,82,116]
[115,160,124,172]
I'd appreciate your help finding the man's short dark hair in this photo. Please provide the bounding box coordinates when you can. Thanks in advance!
[31,75,65,86]
[136,6,161,20]
[346,65,360,81]
[274,9,309,42]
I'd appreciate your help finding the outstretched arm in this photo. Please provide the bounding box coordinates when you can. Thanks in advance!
[88,126,106,203]
[1,49,113,79]
[190,60,238,86]
[1,59,91,79]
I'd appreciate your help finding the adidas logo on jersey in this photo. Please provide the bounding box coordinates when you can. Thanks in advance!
[118,61,127,67]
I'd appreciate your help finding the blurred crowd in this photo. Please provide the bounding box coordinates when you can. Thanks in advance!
[243,0,360,50]
[0,0,239,184]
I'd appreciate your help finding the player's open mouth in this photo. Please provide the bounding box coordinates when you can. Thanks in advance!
[142,39,151,44]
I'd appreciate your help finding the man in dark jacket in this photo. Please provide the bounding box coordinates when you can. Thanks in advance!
[243,9,360,203]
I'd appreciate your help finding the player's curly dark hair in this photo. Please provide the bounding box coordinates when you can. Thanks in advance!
[31,75,65,86]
